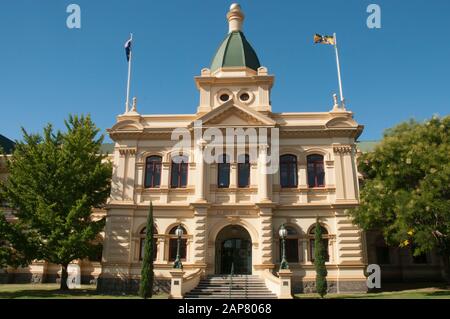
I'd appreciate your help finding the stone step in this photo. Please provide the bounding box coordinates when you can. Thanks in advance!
[197,283,265,286]
[184,275,277,299]
[199,279,265,282]
[189,288,273,292]
[197,285,267,289]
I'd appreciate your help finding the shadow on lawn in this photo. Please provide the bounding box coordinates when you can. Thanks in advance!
[0,286,170,299]
[425,290,450,297]
[0,288,95,299]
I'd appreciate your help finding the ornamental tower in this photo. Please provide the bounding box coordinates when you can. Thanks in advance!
[196,4,274,114]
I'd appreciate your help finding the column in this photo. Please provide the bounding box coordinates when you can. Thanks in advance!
[333,145,346,201]
[298,161,308,203]
[229,162,237,188]
[343,146,358,200]
[301,238,309,263]
[124,149,136,202]
[160,162,170,204]
[135,160,144,203]
[156,237,165,263]
[110,148,122,201]
[118,148,136,202]
[229,162,237,203]
[258,144,270,202]
[333,145,356,201]
[195,139,207,202]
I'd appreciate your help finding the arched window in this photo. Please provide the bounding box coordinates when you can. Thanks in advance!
[168,225,188,261]
[139,226,158,261]
[171,155,188,188]
[309,224,329,262]
[217,154,230,188]
[144,156,162,188]
[238,154,250,188]
[280,155,298,188]
[307,154,325,188]
[280,226,299,263]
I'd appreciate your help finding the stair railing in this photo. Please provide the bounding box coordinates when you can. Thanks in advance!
[229,262,234,299]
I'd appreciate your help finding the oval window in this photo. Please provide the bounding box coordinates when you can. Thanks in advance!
[239,93,250,102]
[219,94,230,102]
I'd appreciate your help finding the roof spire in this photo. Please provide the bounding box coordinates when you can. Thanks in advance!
[227,3,244,33]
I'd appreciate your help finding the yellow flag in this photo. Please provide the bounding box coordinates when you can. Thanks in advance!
[314,34,335,45]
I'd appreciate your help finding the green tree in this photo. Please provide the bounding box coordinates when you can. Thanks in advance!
[139,202,155,299]
[350,116,450,281]
[0,115,112,290]
[314,218,328,298]
[0,213,39,269]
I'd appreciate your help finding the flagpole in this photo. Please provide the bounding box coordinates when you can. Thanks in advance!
[125,33,133,114]
[333,32,345,109]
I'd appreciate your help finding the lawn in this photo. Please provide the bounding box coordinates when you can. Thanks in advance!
[295,287,450,299]
[0,284,168,299]
[1,284,449,299]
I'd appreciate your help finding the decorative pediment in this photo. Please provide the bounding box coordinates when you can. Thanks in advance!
[192,99,276,127]
[325,116,358,128]
[109,120,144,132]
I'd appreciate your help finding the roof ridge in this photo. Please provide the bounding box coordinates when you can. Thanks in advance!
[221,32,233,68]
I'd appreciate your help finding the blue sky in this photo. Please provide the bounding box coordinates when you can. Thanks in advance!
[1,0,449,142]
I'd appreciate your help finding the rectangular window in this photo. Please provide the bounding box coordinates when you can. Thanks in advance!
[238,162,250,188]
[218,163,230,188]
[169,238,187,261]
[145,162,161,188]
[139,238,157,261]
[281,239,299,263]
[171,162,188,188]
[280,155,298,188]
[310,239,329,262]
[307,158,325,187]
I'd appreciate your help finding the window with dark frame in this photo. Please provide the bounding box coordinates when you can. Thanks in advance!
[238,154,250,188]
[168,225,187,261]
[309,225,330,262]
[217,154,230,188]
[307,154,325,188]
[144,156,162,188]
[139,226,158,261]
[280,154,298,188]
[279,226,299,263]
[171,155,188,188]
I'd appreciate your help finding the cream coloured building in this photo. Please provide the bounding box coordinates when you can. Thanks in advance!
[97,4,368,297]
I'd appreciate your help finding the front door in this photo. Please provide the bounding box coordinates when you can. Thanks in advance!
[220,238,252,274]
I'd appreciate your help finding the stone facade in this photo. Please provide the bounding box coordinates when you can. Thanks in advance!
[97,4,367,295]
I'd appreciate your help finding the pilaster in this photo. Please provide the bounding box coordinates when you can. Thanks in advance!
[190,204,210,265]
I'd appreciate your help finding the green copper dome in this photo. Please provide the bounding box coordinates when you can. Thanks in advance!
[210,31,261,72]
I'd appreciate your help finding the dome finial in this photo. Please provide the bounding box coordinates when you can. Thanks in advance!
[227,3,244,33]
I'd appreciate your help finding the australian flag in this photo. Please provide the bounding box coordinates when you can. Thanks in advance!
[124,37,132,62]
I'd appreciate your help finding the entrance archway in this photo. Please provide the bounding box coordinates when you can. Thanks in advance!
[215,225,252,275]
